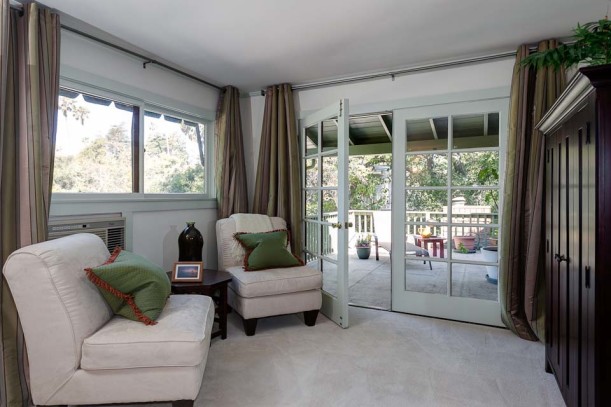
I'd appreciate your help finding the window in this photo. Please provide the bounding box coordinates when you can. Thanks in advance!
[144,111,206,193]
[54,90,137,193]
[53,87,210,197]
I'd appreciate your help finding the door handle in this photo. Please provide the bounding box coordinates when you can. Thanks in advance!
[331,222,343,229]
[554,253,568,263]
[345,222,353,228]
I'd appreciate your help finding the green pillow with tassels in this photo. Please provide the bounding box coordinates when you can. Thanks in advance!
[85,248,171,325]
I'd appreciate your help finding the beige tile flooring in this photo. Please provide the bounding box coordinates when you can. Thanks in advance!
[194,307,564,407]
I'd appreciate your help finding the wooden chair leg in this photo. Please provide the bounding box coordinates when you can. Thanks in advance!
[243,317,258,336]
[304,309,319,326]
[172,401,194,407]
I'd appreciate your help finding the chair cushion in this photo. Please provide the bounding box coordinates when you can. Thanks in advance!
[234,230,303,271]
[81,295,214,370]
[226,265,322,298]
[86,248,171,325]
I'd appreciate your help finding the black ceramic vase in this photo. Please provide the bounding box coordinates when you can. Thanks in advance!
[178,222,204,261]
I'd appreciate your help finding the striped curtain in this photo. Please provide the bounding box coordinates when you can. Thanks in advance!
[0,2,60,405]
[215,85,249,219]
[253,84,302,256]
[500,41,565,341]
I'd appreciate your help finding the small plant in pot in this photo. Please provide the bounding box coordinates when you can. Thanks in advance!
[355,234,372,260]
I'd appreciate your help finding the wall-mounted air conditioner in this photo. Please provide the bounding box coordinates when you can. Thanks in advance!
[48,213,126,252]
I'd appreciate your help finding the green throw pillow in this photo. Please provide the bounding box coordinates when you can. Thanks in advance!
[85,248,171,325]
[234,230,304,271]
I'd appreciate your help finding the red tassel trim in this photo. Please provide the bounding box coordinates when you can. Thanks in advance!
[85,268,157,326]
[104,246,122,264]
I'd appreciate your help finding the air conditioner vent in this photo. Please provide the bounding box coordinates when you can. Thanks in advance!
[48,214,126,252]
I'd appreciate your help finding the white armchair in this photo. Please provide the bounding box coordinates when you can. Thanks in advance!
[2,233,213,406]
[216,215,322,336]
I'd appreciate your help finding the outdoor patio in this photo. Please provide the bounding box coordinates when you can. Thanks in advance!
[318,247,499,311]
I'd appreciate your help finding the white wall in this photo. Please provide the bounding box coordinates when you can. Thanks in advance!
[242,58,515,204]
[51,30,220,269]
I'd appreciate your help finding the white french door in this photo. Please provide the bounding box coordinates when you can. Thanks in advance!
[300,100,350,328]
[391,99,508,326]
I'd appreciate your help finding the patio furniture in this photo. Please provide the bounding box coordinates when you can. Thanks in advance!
[372,211,432,270]
[416,236,445,258]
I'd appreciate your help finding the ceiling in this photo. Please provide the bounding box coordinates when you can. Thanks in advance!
[38,0,608,92]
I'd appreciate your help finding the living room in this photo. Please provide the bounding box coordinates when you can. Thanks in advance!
[1,1,609,406]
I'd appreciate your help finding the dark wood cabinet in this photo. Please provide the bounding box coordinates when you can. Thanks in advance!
[539,65,611,407]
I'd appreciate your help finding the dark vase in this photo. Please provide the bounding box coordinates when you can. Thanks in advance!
[178,222,204,261]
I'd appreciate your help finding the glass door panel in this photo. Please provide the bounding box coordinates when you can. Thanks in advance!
[301,100,350,328]
[392,100,507,326]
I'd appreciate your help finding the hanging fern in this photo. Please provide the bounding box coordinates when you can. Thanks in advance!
[522,19,611,69]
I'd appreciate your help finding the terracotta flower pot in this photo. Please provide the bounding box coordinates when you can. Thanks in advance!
[453,236,476,250]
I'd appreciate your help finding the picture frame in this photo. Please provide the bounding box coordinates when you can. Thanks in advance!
[171,262,204,282]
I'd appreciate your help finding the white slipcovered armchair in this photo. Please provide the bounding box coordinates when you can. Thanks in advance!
[216,215,322,336]
[2,233,213,406]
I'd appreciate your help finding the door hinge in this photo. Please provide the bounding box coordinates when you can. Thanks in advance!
[586,122,591,145]
[585,265,591,288]
[339,100,343,117]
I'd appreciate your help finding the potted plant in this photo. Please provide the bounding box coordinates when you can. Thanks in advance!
[355,234,372,260]
[522,19,611,69]
[481,246,498,284]
[453,235,476,251]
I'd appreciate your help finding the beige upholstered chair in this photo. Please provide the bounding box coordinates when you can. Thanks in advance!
[216,215,322,336]
[2,233,214,406]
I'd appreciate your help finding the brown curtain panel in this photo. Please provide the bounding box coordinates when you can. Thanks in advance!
[253,84,302,256]
[0,2,60,406]
[500,40,565,341]
[215,85,248,218]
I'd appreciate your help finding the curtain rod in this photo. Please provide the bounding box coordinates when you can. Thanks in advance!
[61,26,223,91]
[257,50,518,95]
[9,1,222,90]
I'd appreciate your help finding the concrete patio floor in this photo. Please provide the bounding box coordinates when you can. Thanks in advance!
[320,247,499,310]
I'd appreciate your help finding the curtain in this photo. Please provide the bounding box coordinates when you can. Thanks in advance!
[253,84,302,256]
[215,85,248,219]
[0,2,60,405]
[500,40,565,341]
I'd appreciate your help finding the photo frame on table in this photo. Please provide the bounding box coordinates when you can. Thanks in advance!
[171,262,204,282]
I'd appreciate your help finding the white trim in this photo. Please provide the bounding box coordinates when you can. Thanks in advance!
[391,97,508,327]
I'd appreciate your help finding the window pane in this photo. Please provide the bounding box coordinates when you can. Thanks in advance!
[144,112,206,193]
[406,153,448,187]
[406,117,448,152]
[451,190,499,224]
[452,113,499,149]
[452,151,499,186]
[54,92,134,193]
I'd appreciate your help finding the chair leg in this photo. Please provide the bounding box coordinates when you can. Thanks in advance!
[374,235,379,261]
[242,317,258,336]
[303,309,319,326]
[173,401,194,407]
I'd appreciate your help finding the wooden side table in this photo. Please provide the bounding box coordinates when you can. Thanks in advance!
[416,236,445,258]
[169,269,233,340]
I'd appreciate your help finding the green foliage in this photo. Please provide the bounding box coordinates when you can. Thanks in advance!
[356,234,371,247]
[457,242,469,254]
[349,155,391,210]
[522,19,611,70]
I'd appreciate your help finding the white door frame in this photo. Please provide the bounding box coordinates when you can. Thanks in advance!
[391,98,508,326]
[300,99,350,328]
